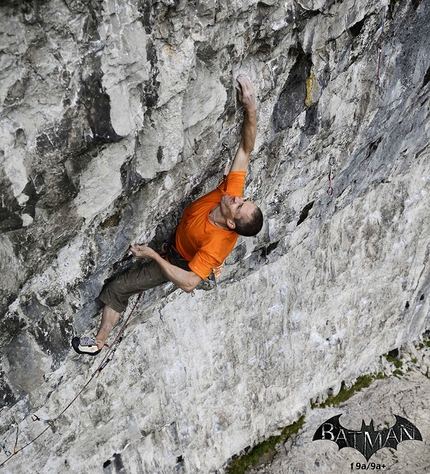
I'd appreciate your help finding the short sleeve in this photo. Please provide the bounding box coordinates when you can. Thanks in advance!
[221,171,246,197]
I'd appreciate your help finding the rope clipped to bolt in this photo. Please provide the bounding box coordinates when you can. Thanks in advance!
[0,292,143,469]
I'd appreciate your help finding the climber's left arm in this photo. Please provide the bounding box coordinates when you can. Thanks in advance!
[129,244,202,293]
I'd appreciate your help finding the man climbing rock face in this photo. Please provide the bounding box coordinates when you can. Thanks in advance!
[72,74,263,356]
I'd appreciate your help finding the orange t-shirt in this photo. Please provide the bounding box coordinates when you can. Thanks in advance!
[175,171,246,280]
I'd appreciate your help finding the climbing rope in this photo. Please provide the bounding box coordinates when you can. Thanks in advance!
[0,292,143,469]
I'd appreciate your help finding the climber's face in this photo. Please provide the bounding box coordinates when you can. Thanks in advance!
[220,194,256,230]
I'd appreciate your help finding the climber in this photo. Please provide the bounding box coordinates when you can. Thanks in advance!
[72,74,263,356]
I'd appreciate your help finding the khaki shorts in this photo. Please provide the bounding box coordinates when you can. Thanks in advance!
[99,254,190,313]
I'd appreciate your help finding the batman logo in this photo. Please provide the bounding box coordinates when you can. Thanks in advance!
[313,414,423,461]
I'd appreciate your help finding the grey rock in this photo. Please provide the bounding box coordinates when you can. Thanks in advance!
[1,0,430,472]
[246,341,430,474]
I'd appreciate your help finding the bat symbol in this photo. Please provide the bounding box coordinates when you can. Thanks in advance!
[313,414,423,461]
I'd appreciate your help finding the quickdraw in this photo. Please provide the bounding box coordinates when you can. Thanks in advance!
[0,293,143,468]
[31,415,54,427]
[327,156,336,196]
[94,337,122,377]
[218,140,232,186]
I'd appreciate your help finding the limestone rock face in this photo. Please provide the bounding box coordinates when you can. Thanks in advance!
[1,0,430,472]
[248,342,430,474]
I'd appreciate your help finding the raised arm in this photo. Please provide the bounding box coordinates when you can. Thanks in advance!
[230,75,257,172]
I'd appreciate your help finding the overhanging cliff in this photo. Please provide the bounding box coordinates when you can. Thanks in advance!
[1,0,430,472]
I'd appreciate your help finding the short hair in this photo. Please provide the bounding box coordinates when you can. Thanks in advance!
[234,205,263,236]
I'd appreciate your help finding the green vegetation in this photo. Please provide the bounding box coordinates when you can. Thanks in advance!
[420,339,430,349]
[226,337,430,473]
[311,373,385,410]
[100,212,121,229]
[384,352,403,369]
[225,416,305,474]
[383,350,405,377]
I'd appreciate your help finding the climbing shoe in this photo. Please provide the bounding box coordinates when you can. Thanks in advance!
[71,335,102,356]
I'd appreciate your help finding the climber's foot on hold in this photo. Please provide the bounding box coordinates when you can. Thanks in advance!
[71,335,102,356]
